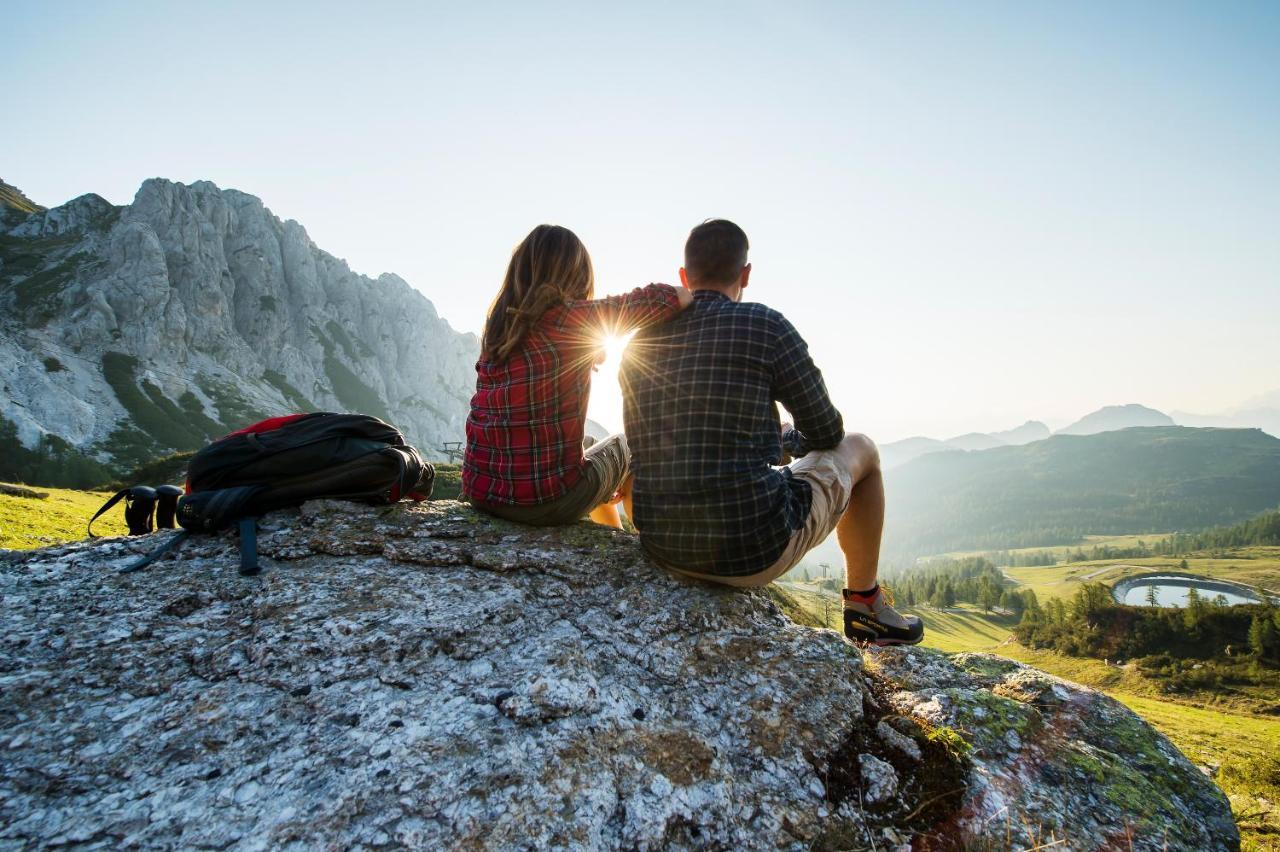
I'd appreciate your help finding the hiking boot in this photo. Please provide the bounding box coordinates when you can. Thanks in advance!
[122,486,157,536]
[155,485,183,529]
[842,585,925,646]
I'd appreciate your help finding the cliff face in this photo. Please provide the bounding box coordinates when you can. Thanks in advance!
[0,501,1238,850]
[0,179,477,479]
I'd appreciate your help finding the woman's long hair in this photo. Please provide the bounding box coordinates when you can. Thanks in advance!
[481,225,595,363]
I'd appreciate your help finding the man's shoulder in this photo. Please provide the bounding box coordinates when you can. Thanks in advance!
[735,298,789,323]
[697,297,790,329]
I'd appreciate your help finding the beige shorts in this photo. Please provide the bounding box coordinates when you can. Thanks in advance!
[667,444,855,588]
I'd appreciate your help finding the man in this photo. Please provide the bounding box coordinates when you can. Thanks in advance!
[619,219,923,645]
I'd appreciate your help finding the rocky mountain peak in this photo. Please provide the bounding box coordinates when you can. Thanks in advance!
[0,501,1237,849]
[1,177,478,486]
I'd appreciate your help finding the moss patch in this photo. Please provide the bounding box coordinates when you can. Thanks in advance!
[431,463,461,500]
[944,687,1041,752]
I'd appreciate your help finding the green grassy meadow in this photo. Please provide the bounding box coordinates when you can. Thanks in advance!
[1,484,127,548]
[0,465,462,552]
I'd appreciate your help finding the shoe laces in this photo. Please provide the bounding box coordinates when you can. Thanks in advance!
[879,584,896,607]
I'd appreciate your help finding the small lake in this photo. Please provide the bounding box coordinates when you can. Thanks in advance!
[1113,574,1263,608]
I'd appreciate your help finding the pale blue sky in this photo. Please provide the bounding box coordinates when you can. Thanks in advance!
[5,1,1278,439]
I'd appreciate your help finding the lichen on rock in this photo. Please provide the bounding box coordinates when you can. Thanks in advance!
[0,500,1239,849]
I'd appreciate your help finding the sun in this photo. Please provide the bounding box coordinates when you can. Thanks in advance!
[601,332,635,365]
[586,331,637,433]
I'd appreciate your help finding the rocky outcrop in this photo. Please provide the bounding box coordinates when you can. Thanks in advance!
[0,501,1237,849]
[0,179,477,481]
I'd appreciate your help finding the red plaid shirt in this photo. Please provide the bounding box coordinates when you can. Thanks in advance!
[462,283,683,506]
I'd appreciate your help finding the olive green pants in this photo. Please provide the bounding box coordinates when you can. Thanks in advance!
[471,433,629,526]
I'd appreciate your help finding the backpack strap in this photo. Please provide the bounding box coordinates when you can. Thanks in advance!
[119,530,190,574]
[87,489,130,538]
[238,517,261,576]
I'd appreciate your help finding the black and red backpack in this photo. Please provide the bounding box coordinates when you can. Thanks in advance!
[117,412,434,575]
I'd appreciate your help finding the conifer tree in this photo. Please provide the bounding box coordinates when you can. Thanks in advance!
[1183,587,1206,629]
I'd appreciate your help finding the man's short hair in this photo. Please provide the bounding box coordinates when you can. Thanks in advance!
[684,219,749,287]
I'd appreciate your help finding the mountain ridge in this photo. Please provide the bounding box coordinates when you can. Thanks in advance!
[882,425,1280,558]
[0,178,45,223]
[880,420,1050,469]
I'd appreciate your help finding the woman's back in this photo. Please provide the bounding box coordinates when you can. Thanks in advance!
[462,284,685,507]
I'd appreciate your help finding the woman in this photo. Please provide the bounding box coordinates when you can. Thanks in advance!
[462,224,692,527]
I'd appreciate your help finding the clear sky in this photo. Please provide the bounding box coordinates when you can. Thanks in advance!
[5,1,1278,440]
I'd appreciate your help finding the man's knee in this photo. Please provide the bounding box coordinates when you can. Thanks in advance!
[840,432,880,477]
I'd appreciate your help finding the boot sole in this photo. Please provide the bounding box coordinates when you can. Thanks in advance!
[844,630,926,647]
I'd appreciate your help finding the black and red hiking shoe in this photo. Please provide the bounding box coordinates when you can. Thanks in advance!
[842,585,925,646]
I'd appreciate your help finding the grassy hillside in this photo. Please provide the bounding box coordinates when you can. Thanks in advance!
[884,426,1280,558]
[943,532,1168,561]
[0,179,44,218]
[0,485,126,548]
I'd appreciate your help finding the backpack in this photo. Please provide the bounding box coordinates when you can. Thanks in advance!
[118,412,434,575]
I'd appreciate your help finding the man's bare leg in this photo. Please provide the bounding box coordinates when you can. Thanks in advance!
[832,433,884,591]
[832,433,923,644]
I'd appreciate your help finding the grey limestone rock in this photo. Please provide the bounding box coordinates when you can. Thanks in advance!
[1,178,477,468]
[0,501,1239,850]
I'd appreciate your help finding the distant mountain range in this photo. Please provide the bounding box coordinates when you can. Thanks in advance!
[882,425,1280,559]
[881,421,1050,469]
[1,177,478,487]
[880,399,1279,469]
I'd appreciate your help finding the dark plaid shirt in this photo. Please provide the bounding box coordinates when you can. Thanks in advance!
[620,289,845,575]
[462,284,683,506]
